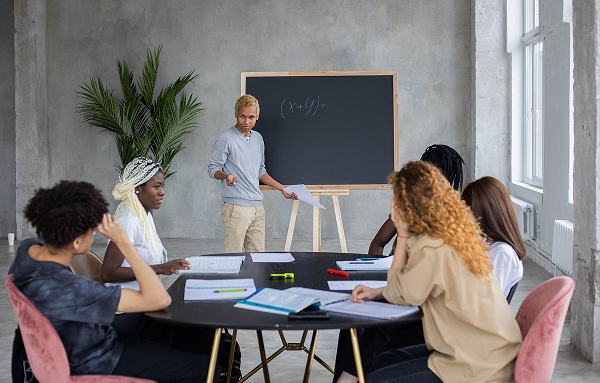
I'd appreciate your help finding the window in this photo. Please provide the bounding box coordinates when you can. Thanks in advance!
[523,0,543,187]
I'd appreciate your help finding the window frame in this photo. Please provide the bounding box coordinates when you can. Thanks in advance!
[522,0,544,188]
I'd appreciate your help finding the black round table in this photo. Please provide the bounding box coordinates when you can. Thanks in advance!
[146,252,422,383]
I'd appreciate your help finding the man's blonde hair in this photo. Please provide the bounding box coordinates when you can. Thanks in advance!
[235,94,260,116]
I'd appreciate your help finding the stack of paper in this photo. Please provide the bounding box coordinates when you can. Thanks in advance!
[179,255,245,274]
[250,253,295,263]
[234,288,320,315]
[321,300,419,319]
[336,256,394,271]
[184,278,255,300]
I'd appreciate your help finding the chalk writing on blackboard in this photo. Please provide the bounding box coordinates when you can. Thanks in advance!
[280,96,326,119]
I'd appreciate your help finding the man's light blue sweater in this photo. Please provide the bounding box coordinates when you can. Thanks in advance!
[207,127,267,207]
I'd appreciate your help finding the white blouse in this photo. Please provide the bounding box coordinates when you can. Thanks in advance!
[490,241,523,297]
[105,207,160,291]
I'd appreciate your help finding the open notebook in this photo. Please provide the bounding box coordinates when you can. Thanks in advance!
[179,255,245,274]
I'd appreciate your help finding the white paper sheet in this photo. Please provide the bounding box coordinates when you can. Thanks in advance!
[250,252,295,263]
[322,300,420,319]
[284,184,326,209]
[184,278,256,300]
[327,280,388,291]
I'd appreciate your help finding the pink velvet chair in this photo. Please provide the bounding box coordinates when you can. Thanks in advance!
[514,276,575,383]
[5,274,155,383]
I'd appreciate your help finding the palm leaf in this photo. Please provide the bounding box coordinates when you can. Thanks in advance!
[77,45,202,178]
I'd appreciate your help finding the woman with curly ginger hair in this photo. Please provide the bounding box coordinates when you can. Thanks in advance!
[350,161,522,383]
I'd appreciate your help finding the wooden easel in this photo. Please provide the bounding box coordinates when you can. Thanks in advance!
[284,189,349,253]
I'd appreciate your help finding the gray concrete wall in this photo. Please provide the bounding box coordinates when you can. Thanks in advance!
[15,0,49,239]
[0,0,16,238]
[571,0,600,364]
[470,0,510,184]
[24,0,471,242]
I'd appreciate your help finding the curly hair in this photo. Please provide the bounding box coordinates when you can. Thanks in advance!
[24,180,109,248]
[235,94,260,115]
[389,161,492,277]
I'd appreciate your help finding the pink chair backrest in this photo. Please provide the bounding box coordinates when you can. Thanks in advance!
[514,276,575,383]
[5,274,71,382]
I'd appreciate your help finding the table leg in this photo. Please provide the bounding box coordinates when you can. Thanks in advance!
[302,330,319,383]
[207,328,222,383]
[256,330,271,383]
[285,199,299,252]
[350,328,365,383]
[226,329,237,383]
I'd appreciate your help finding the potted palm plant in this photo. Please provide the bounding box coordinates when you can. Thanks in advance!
[77,45,203,178]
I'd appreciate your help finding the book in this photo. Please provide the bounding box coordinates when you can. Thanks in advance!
[321,300,420,319]
[234,288,320,315]
[284,287,350,306]
[336,256,394,271]
[179,255,245,274]
[184,278,256,300]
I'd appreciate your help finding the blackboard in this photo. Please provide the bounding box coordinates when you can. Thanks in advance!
[242,71,398,189]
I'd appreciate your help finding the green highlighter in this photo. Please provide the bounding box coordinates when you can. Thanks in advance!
[214,288,247,293]
[269,273,294,279]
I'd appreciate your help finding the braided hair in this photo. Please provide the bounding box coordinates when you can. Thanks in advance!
[112,157,166,265]
[420,144,465,191]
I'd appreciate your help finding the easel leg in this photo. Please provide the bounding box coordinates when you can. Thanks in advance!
[332,195,348,253]
[207,328,222,383]
[350,328,365,383]
[313,196,321,252]
[285,200,300,252]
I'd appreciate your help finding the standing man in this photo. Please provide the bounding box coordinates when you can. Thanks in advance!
[208,94,297,253]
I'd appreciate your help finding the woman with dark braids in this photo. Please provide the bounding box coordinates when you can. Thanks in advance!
[369,145,465,256]
[9,180,219,382]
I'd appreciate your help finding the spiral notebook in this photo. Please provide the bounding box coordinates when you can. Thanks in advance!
[336,256,394,271]
[179,256,245,274]
[184,278,255,300]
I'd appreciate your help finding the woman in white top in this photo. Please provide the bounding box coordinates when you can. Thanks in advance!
[461,176,527,296]
[102,157,190,289]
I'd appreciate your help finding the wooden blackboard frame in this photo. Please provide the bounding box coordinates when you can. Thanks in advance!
[241,71,398,190]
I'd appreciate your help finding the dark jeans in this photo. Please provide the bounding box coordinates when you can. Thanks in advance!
[111,313,220,383]
[366,344,442,383]
[333,321,425,381]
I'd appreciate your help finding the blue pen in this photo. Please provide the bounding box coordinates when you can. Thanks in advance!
[349,261,374,264]
[355,258,379,261]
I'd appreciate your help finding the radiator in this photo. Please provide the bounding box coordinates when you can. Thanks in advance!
[552,220,574,275]
[510,196,534,240]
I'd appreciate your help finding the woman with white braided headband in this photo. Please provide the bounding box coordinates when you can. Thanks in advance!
[102,157,191,289]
